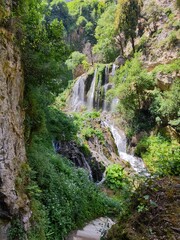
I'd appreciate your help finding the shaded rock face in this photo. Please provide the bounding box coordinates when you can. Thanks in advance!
[0,11,30,239]
[54,140,105,182]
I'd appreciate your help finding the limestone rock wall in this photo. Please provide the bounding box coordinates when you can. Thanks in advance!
[0,2,30,238]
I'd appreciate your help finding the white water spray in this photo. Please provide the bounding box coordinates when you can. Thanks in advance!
[87,68,97,110]
[69,74,86,111]
[104,121,149,176]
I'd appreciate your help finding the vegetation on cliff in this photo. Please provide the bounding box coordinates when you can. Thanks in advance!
[2,0,179,239]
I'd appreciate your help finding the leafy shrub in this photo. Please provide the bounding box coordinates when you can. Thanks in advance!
[150,78,180,131]
[81,127,104,142]
[105,164,124,190]
[65,51,89,72]
[136,135,180,176]
[167,31,179,47]
[73,111,105,143]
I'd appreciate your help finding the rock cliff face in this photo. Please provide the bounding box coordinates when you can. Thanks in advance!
[0,2,30,238]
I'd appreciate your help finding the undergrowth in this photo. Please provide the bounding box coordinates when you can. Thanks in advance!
[26,133,120,240]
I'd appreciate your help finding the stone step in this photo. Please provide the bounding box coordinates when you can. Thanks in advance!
[73,237,86,240]
[73,236,99,240]
[76,230,100,240]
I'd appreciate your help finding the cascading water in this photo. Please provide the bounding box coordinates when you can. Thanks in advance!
[69,64,119,112]
[110,97,119,112]
[111,63,118,76]
[104,121,149,176]
[87,68,97,110]
[103,65,109,111]
[69,74,86,111]
[68,64,149,176]
[106,123,127,153]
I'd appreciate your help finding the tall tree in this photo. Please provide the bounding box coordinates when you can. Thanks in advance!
[93,4,118,62]
[115,0,141,53]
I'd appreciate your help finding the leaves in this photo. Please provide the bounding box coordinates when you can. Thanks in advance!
[106,164,124,190]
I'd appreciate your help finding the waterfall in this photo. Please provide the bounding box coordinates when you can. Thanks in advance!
[96,73,102,110]
[103,84,109,111]
[103,65,111,111]
[110,97,119,112]
[111,63,118,76]
[104,121,149,176]
[69,74,86,111]
[106,124,126,153]
[87,68,97,110]
[69,65,119,112]
[105,65,109,84]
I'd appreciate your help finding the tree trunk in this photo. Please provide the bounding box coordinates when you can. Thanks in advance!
[131,36,135,53]
[119,41,124,56]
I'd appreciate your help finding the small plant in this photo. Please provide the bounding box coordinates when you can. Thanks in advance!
[105,164,124,190]
[137,203,148,213]
[167,31,178,47]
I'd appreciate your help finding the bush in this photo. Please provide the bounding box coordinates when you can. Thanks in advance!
[105,164,124,190]
[136,135,180,176]
[150,78,180,132]
[65,51,89,73]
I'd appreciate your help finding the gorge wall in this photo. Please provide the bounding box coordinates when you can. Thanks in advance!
[0,1,30,238]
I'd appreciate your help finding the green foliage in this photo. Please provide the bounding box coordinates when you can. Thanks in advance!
[15,163,31,197]
[152,59,180,75]
[28,199,48,240]
[65,51,89,72]
[112,53,155,133]
[8,218,25,240]
[150,78,180,131]
[108,58,180,136]
[105,164,124,190]
[81,127,104,142]
[93,4,118,62]
[19,0,71,93]
[67,0,106,45]
[24,85,47,142]
[27,134,120,239]
[136,34,148,51]
[47,0,74,34]
[115,0,141,52]
[0,1,10,25]
[144,1,163,25]
[73,111,105,143]
[160,30,180,48]
[135,135,180,176]
[46,107,78,141]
